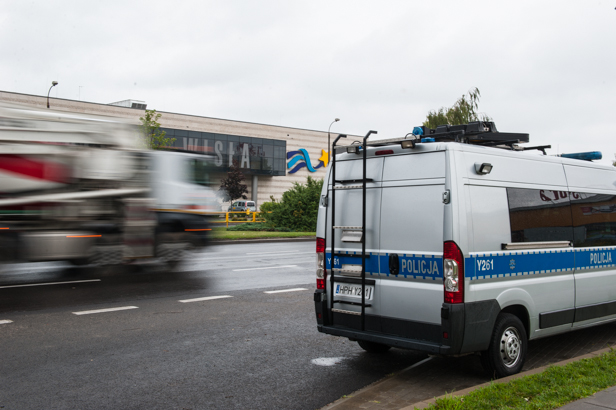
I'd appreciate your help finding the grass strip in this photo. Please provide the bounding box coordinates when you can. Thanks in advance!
[423,348,616,410]
[210,227,315,240]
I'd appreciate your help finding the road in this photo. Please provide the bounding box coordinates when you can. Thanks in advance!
[0,241,427,410]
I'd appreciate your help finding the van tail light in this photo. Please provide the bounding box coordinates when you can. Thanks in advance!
[316,237,327,290]
[443,241,464,304]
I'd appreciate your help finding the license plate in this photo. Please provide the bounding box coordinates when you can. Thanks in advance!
[334,283,374,300]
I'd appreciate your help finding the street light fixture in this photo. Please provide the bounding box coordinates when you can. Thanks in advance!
[47,81,58,108]
[328,118,340,165]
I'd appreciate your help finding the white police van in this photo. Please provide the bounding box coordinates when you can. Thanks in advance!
[314,122,616,378]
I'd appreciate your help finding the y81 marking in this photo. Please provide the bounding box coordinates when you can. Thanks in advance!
[477,259,494,271]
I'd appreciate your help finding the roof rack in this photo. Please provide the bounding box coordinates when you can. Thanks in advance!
[367,121,529,150]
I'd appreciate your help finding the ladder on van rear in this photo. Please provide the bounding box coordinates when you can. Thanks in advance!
[328,131,377,331]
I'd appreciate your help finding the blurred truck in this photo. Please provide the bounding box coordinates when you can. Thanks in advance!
[0,102,217,269]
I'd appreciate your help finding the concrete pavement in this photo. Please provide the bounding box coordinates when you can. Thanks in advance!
[320,322,616,410]
[558,385,616,410]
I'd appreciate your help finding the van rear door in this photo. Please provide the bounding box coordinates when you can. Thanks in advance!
[376,150,446,342]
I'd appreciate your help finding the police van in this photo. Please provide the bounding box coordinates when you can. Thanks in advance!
[313,122,616,378]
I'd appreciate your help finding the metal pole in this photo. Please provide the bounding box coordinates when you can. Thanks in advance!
[327,118,340,166]
[47,81,58,109]
[361,130,377,332]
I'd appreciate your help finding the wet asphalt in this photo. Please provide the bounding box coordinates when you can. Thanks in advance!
[0,242,427,410]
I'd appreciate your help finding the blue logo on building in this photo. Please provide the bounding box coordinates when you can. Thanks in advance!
[287,149,328,174]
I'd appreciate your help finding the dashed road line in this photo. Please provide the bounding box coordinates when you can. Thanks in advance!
[264,288,307,294]
[179,295,233,303]
[0,319,13,325]
[72,306,138,315]
[233,265,297,272]
[245,250,311,255]
[0,279,101,289]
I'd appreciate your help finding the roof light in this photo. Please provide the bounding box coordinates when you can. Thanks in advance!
[412,126,424,136]
[346,145,361,154]
[474,162,493,175]
[559,151,602,161]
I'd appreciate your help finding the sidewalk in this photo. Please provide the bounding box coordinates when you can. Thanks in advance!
[320,320,616,410]
[558,386,616,410]
[408,346,615,410]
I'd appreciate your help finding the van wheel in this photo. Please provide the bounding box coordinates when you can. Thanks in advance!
[357,340,391,354]
[480,313,527,379]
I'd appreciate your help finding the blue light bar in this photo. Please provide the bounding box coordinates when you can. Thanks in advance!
[559,151,602,161]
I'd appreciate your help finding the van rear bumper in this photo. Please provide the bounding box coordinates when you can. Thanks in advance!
[314,290,500,355]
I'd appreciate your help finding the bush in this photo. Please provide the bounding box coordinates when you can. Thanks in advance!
[261,176,323,232]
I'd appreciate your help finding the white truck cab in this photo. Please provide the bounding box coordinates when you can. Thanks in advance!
[314,122,616,378]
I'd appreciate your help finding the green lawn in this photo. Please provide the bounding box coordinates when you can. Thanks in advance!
[423,348,616,410]
[210,226,315,240]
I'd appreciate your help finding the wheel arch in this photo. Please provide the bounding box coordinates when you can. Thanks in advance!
[500,304,530,339]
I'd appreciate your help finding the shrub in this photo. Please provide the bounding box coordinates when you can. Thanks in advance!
[261,176,323,232]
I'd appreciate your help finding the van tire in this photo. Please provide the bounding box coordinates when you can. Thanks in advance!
[357,340,391,354]
[481,313,527,379]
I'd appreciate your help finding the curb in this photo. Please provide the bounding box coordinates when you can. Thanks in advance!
[319,357,433,410]
[404,346,615,410]
[210,236,315,245]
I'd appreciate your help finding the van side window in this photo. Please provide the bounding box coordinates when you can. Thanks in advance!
[506,188,574,243]
[570,192,616,247]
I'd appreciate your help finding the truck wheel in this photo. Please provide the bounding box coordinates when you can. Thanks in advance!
[480,313,527,379]
[357,340,391,354]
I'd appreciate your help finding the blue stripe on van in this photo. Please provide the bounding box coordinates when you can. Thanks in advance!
[378,253,443,280]
[466,247,616,280]
[326,252,379,275]
[575,247,616,270]
[325,252,443,280]
[329,247,616,281]
[467,249,575,280]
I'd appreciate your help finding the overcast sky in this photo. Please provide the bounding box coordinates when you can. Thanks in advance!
[1,1,614,163]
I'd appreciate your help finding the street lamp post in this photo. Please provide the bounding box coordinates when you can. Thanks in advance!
[328,118,340,165]
[47,81,58,108]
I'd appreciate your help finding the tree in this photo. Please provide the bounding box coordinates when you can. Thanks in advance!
[139,109,175,149]
[261,177,323,232]
[423,87,492,129]
[219,159,248,204]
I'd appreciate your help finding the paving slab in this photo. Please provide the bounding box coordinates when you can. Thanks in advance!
[559,385,616,410]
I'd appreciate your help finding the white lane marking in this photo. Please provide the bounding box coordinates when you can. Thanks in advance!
[264,288,307,294]
[0,279,101,289]
[72,306,138,315]
[187,254,312,262]
[311,357,345,366]
[0,320,13,325]
[233,265,297,272]
[179,295,233,303]
[246,250,300,255]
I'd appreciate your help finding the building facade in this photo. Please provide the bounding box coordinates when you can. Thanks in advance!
[0,90,352,210]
